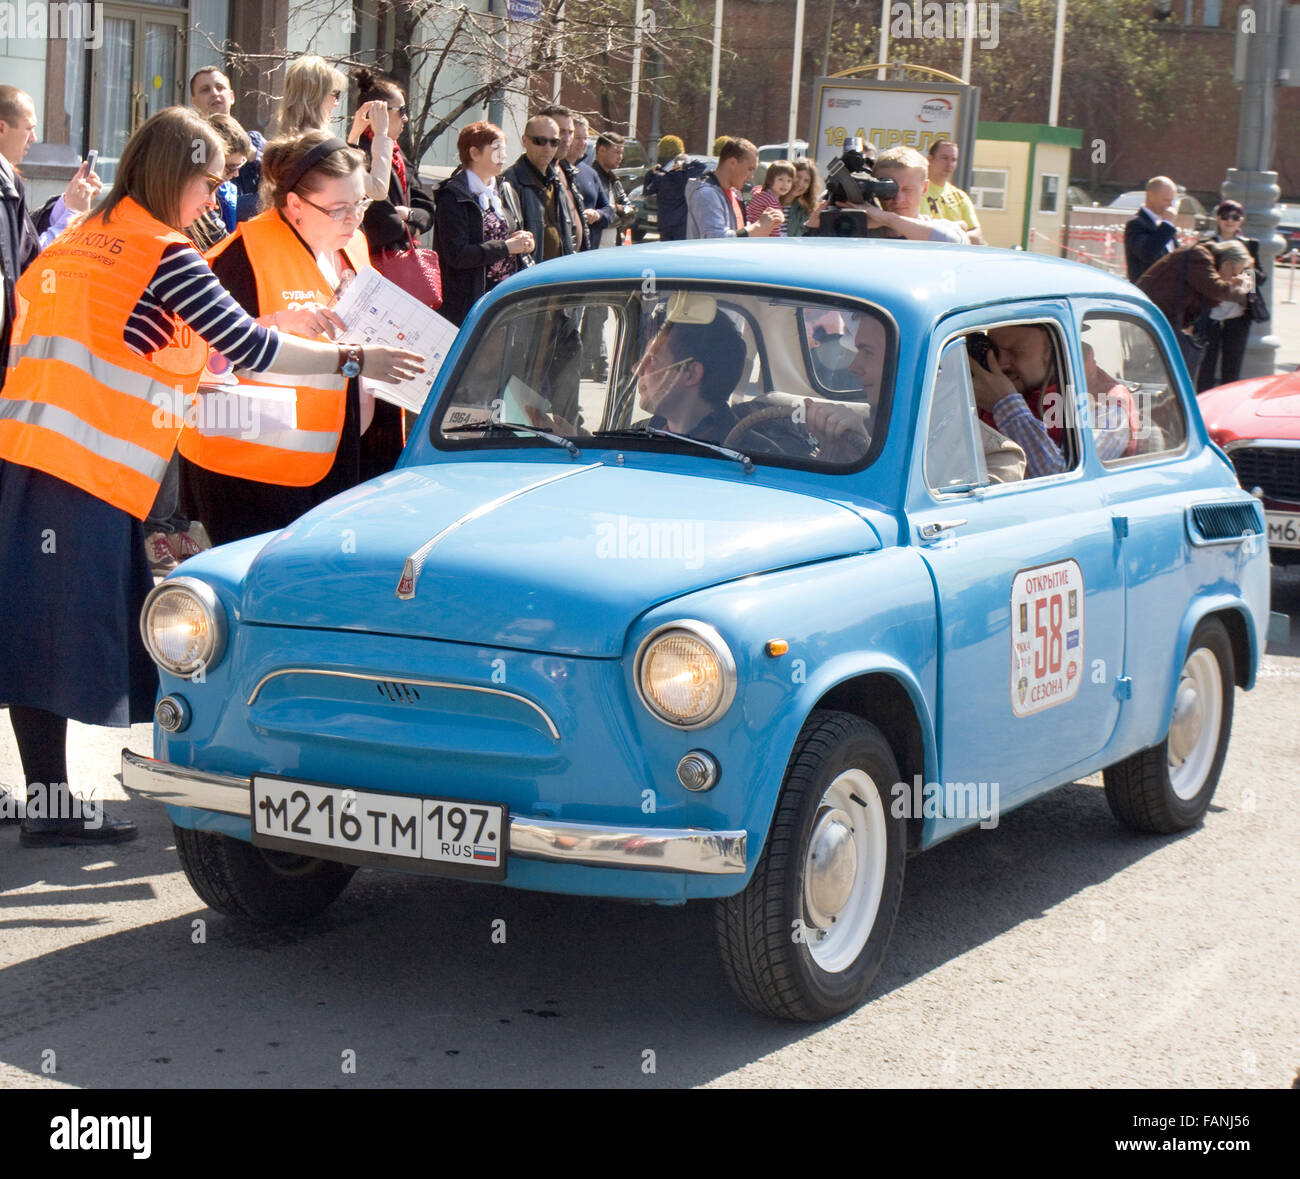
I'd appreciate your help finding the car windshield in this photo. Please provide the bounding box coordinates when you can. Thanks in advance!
[435,285,893,470]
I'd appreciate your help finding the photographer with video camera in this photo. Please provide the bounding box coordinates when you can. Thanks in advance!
[813,143,968,243]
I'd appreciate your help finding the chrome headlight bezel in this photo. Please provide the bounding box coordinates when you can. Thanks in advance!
[634,620,737,730]
[140,577,227,679]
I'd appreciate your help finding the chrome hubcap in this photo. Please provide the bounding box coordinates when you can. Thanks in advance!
[1168,648,1222,800]
[805,808,857,927]
[802,769,888,973]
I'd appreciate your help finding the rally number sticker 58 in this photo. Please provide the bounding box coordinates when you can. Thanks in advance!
[1010,559,1084,717]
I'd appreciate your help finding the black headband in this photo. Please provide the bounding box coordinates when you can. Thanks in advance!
[283,137,350,197]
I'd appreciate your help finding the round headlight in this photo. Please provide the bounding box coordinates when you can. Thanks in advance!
[635,622,736,729]
[140,578,226,678]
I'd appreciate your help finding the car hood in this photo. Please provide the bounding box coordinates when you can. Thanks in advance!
[1200,371,1300,442]
[239,461,882,656]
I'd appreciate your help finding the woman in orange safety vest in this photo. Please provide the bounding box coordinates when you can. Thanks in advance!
[0,107,423,847]
[180,129,403,545]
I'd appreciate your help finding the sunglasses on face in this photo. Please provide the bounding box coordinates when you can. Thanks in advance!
[1220,212,1244,221]
[390,105,408,117]
[528,135,560,148]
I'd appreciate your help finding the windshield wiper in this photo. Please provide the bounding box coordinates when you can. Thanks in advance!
[593,425,754,472]
[445,420,581,458]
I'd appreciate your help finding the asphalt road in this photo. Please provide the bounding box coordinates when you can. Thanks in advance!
[1,572,1296,1090]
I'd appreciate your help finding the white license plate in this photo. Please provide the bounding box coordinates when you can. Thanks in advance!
[1266,513,1300,549]
[251,776,507,880]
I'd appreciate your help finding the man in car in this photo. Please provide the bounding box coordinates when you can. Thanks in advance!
[805,315,1025,480]
[968,324,1134,478]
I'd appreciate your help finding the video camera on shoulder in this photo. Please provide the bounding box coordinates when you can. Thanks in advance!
[812,138,899,239]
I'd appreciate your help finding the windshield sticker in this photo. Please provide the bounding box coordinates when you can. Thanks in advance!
[1011,559,1084,717]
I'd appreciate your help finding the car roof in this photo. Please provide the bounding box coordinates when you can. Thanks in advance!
[494,239,1142,320]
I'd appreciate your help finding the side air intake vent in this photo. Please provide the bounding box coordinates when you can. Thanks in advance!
[1186,502,1263,546]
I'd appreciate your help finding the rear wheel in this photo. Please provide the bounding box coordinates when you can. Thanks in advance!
[715,711,906,1021]
[1103,618,1235,833]
[174,826,355,925]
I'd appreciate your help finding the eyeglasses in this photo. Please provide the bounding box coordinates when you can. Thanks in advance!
[202,173,224,195]
[1220,212,1244,221]
[390,105,408,117]
[298,194,372,222]
[528,135,560,148]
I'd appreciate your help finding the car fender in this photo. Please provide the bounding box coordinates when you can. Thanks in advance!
[1164,594,1261,730]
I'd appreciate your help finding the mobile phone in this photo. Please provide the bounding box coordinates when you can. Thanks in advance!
[85,149,98,174]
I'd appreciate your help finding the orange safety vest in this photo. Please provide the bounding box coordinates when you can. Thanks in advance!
[179,209,373,486]
[0,197,208,520]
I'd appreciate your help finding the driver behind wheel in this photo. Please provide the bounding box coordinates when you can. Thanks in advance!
[637,310,868,461]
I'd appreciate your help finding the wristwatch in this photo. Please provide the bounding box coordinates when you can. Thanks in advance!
[337,345,363,378]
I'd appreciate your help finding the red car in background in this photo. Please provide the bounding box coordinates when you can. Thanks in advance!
[1200,371,1300,564]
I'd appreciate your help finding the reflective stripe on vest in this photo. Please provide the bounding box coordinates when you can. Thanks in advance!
[179,210,374,487]
[0,398,170,482]
[0,197,208,519]
[10,334,189,417]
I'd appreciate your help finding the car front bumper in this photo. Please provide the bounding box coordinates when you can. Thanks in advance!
[122,750,747,876]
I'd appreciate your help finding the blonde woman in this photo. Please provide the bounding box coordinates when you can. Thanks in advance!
[271,55,393,201]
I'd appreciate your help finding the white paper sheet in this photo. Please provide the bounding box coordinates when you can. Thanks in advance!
[330,269,460,414]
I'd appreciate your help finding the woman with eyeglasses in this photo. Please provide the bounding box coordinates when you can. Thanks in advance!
[269,55,394,205]
[0,108,423,847]
[181,129,416,547]
[1196,199,1264,391]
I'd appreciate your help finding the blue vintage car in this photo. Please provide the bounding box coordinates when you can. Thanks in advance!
[124,241,1272,1021]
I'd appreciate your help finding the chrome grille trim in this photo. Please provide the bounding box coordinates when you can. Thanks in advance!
[244,667,561,740]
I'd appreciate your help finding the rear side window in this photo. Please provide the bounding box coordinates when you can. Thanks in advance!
[1080,314,1188,465]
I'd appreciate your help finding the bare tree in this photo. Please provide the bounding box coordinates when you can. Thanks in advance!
[217,0,712,164]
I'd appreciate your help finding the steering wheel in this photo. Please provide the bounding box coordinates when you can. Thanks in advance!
[723,403,817,452]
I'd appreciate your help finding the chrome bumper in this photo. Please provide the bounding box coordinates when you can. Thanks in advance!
[121,750,746,875]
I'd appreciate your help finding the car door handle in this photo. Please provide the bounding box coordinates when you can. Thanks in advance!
[919,519,967,540]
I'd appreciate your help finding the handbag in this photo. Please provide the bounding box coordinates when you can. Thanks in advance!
[375,244,443,311]
[1246,289,1270,323]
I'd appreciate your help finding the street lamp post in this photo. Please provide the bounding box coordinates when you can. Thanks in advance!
[1224,0,1284,378]
[707,0,723,149]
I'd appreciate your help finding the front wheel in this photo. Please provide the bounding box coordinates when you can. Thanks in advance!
[1103,617,1235,833]
[715,711,906,1021]
[174,825,355,925]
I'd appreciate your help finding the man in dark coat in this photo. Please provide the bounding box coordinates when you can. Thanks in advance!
[1124,176,1180,282]
[501,114,580,265]
[643,154,708,241]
